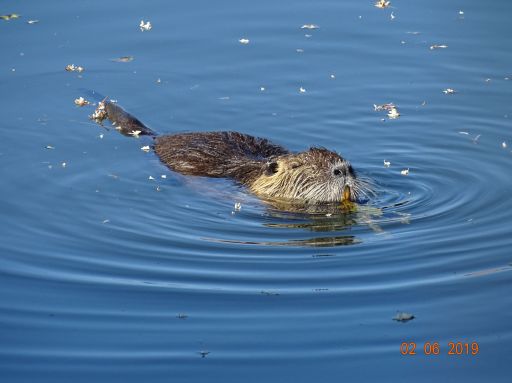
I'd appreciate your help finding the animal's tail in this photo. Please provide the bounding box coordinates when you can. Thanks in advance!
[81,89,156,137]
[103,100,156,137]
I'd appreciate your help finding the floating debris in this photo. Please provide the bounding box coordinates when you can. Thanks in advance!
[443,88,456,94]
[161,174,167,179]
[177,313,188,319]
[301,24,319,30]
[89,101,107,122]
[129,130,142,137]
[387,108,400,119]
[74,97,90,107]
[459,131,469,135]
[330,74,336,79]
[27,20,39,24]
[459,10,464,16]
[296,48,304,53]
[502,142,507,149]
[65,64,84,73]
[111,56,134,63]
[139,20,152,31]
[0,14,20,20]
[299,87,306,93]
[45,145,55,150]
[384,160,391,167]
[430,44,448,50]
[148,176,155,180]
[374,0,391,9]
[374,103,395,112]
[234,202,242,211]
[406,31,421,35]
[393,311,415,322]
[141,145,151,152]
[102,219,110,224]
[374,103,400,119]
[390,12,395,20]
[199,350,210,358]
[61,162,67,168]
[260,86,265,91]
[401,168,409,176]
[239,38,250,44]
[99,134,104,139]
[156,78,162,84]
[325,213,332,217]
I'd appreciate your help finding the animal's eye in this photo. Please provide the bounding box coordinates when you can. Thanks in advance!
[333,169,342,176]
[265,161,279,175]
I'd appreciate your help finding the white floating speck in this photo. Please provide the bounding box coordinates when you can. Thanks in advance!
[443,88,456,94]
[234,202,242,211]
[387,108,400,119]
[430,44,448,50]
[401,168,409,176]
[141,145,150,152]
[239,38,250,44]
[375,0,391,9]
[74,96,90,106]
[65,64,84,73]
[260,87,265,91]
[296,48,304,53]
[502,142,507,149]
[330,74,335,79]
[299,87,306,93]
[390,12,395,20]
[459,10,464,15]
[129,130,142,137]
[156,78,161,84]
[46,145,55,150]
[99,134,104,139]
[384,160,391,167]
[148,176,155,180]
[102,219,110,224]
[301,24,319,30]
[161,174,167,179]
[61,162,67,168]
[139,20,152,32]
[325,213,332,217]
[27,20,39,24]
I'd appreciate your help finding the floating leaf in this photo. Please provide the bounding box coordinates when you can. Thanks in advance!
[111,56,134,63]
[0,14,21,21]
[393,311,415,322]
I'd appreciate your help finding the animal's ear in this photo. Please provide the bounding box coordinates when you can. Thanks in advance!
[265,161,279,176]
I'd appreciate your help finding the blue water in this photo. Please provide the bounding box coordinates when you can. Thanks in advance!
[1,0,512,382]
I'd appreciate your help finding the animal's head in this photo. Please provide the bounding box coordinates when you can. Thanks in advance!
[250,148,372,203]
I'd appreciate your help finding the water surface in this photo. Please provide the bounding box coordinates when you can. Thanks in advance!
[1,0,511,382]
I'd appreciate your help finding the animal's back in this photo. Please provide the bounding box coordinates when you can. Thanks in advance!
[154,132,289,183]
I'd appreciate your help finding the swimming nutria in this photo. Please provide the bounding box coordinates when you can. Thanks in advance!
[98,100,372,203]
